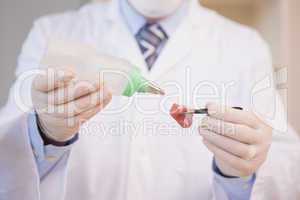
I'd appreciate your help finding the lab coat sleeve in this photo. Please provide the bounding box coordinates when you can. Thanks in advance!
[27,113,73,180]
[0,18,70,200]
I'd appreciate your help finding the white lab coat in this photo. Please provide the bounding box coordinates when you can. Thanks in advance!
[1,0,300,199]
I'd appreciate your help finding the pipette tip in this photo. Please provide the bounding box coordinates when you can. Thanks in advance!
[144,81,165,95]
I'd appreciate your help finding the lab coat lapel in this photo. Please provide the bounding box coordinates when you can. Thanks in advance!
[103,0,149,76]
[149,20,194,81]
[148,0,205,81]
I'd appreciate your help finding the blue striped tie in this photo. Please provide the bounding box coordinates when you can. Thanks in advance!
[135,23,168,71]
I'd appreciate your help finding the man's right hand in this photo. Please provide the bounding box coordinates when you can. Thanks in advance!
[31,67,112,142]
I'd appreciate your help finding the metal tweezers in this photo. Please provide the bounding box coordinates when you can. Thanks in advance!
[184,107,243,114]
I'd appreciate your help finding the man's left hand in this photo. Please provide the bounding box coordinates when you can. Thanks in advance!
[199,103,272,177]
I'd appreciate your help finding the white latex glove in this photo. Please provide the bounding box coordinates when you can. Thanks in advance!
[199,103,273,177]
[32,67,112,142]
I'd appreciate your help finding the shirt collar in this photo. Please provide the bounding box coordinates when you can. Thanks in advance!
[120,0,189,36]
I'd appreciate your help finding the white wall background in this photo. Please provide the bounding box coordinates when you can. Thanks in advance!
[0,0,83,105]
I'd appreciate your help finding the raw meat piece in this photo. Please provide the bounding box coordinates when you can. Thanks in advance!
[170,103,193,128]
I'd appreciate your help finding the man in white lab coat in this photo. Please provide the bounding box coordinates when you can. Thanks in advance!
[0,0,288,199]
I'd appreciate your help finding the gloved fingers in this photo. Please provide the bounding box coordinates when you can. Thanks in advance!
[47,80,102,105]
[73,95,112,124]
[202,139,255,177]
[199,128,258,160]
[206,103,260,129]
[46,88,112,118]
[33,67,75,92]
[200,116,261,144]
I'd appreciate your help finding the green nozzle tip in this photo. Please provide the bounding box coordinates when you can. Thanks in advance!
[122,66,147,97]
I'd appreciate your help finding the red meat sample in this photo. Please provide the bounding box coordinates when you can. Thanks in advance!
[170,103,193,128]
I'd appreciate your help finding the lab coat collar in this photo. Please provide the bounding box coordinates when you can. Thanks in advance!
[104,0,211,80]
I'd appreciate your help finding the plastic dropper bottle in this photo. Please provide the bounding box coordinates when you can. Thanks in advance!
[41,39,165,97]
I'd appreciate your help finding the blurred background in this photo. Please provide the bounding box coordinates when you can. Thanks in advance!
[0,0,299,131]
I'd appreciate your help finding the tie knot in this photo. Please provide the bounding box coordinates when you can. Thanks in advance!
[135,23,168,71]
[136,23,168,47]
